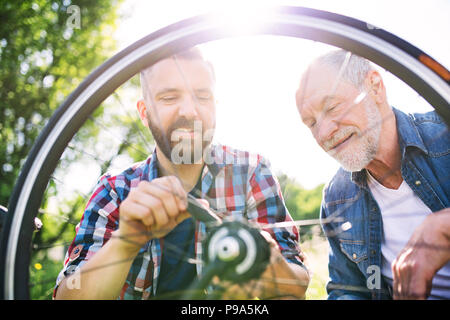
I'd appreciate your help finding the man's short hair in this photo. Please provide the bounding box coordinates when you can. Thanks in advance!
[140,47,215,98]
[312,49,375,89]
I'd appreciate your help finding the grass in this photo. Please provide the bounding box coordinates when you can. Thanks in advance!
[301,226,330,300]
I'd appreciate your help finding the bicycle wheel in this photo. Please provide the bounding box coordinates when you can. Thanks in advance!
[1,6,449,300]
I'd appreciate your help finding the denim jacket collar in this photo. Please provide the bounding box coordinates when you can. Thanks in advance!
[393,107,428,157]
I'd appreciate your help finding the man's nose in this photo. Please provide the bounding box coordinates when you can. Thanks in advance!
[316,117,339,147]
[178,94,199,119]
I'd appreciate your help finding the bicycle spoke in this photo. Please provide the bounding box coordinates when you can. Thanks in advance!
[112,92,154,152]
[88,115,149,159]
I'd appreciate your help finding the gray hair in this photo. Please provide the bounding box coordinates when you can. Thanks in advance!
[312,50,375,89]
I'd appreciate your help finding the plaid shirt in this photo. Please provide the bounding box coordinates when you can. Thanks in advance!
[54,144,305,299]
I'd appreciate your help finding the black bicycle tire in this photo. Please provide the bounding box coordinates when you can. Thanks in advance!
[1,6,449,300]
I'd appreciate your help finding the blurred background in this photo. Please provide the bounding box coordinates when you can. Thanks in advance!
[0,0,448,299]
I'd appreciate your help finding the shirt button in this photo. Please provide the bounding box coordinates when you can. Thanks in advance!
[352,253,357,259]
[415,180,421,186]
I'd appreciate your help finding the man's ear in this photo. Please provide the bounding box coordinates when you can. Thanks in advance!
[137,99,149,127]
[365,70,385,104]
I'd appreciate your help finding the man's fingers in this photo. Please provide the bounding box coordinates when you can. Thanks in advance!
[392,247,427,299]
[401,257,429,299]
[392,260,400,299]
[128,190,168,227]
[166,176,188,211]
[120,201,154,228]
[260,230,277,248]
[392,250,408,299]
[175,211,191,224]
[117,177,192,245]
[146,197,169,227]
[159,176,188,212]
[138,181,180,218]
[131,177,190,228]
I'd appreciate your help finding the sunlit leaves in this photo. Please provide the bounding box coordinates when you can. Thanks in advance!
[0,0,122,206]
[278,173,324,239]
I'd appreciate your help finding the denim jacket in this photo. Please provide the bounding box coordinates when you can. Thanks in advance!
[320,108,450,300]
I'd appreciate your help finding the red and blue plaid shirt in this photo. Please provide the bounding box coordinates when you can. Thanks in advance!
[54,144,305,299]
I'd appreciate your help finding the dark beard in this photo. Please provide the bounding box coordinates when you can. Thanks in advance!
[147,117,212,164]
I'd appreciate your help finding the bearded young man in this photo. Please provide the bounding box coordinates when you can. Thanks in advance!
[295,50,450,300]
[53,47,309,300]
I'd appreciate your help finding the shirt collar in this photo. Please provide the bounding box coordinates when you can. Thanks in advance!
[392,107,428,156]
[146,149,159,181]
[202,144,230,177]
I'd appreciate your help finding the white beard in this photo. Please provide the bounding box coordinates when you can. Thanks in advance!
[326,102,382,172]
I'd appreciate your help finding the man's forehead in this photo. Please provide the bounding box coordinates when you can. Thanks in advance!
[296,76,332,113]
[149,57,212,78]
[298,64,356,102]
[301,64,340,92]
[144,58,213,92]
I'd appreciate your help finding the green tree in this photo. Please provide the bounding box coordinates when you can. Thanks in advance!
[278,173,324,239]
[0,0,123,207]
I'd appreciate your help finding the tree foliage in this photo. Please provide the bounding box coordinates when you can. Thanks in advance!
[278,173,324,239]
[0,0,149,299]
[0,0,123,206]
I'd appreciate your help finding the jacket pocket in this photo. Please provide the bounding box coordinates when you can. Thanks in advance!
[339,240,368,263]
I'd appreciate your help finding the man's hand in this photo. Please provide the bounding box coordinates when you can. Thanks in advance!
[116,176,190,254]
[55,177,209,300]
[392,208,450,299]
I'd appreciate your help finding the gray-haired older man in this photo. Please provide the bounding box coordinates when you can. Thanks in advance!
[295,50,450,300]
